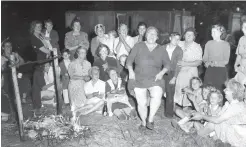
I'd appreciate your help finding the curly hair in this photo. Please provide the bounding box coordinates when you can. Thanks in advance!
[29,20,42,34]
[183,27,197,40]
[94,24,105,35]
[212,24,227,40]
[88,66,100,77]
[207,89,224,106]
[74,47,87,59]
[226,79,245,102]
[96,44,110,58]
[70,18,81,30]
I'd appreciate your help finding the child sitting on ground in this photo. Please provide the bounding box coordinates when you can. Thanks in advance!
[173,77,215,133]
[234,58,246,86]
[105,67,137,120]
[197,89,224,138]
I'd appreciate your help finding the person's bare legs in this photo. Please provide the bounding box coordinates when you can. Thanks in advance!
[134,88,148,126]
[198,122,215,137]
[148,86,163,123]
[80,98,104,115]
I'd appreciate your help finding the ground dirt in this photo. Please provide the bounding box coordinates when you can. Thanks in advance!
[1,99,231,147]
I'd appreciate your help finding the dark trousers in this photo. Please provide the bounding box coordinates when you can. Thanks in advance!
[164,71,175,118]
[32,67,45,109]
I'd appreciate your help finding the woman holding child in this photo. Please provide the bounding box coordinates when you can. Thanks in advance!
[192,79,246,147]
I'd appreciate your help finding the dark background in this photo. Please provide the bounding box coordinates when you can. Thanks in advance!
[2,1,246,62]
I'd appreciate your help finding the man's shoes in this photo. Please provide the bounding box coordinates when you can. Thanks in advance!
[146,121,154,130]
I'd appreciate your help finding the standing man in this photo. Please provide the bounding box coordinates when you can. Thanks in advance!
[163,32,183,118]
[114,24,135,60]
[42,19,60,55]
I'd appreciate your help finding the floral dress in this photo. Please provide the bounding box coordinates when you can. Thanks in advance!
[68,59,91,111]
[214,101,246,147]
[174,41,203,107]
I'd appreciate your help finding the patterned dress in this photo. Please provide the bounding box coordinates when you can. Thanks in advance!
[174,41,203,107]
[214,101,246,147]
[68,59,91,111]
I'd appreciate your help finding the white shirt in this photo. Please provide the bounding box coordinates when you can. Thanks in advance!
[44,67,55,91]
[166,44,176,60]
[113,35,134,59]
[64,59,71,70]
[84,79,106,96]
[44,30,53,50]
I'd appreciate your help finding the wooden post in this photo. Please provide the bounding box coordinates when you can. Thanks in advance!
[10,55,25,141]
[52,48,62,115]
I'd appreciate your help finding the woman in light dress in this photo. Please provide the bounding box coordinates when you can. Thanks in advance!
[174,27,203,107]
[68,47,91,112]
[192,79,246,147]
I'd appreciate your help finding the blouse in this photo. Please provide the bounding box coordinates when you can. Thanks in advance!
[236,36,246,58]
[64,31,89,50]
[203,40,230,65]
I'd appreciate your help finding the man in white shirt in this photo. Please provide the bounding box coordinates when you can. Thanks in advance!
[113,24,134,60]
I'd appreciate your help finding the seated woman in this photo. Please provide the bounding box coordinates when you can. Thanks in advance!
[78,66,105,116]
[93,44,118,81]
[192,79,246,147]
[106,68,137,120]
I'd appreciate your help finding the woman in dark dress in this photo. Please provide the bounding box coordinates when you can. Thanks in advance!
[126,27,171,130]
[30,20,51,111]
[93,44,118,81]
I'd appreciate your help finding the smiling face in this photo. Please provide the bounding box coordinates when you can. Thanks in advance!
[109,69,118,83]
[184,31,195,42]
[45,22,53,32]
[34,23,42,34]
[211,27,222,40]
[170,35,180,46]
[224,86,233,101]
[62,52,70,60]
[77,48,86,60]
[119,25,128,37]
[146,28,158,44]
[191,79,201,91]
[138,25,147,36]
[96,27,105,37]
[99,47,108,59]
[73,22,81,32]
[3,42,12,56]
[209,92,221,105]
[91,69,99,82]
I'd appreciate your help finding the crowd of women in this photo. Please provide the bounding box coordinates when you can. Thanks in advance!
[1,18,246,146]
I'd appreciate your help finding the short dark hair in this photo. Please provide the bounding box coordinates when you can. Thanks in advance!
[96,44,110,57]
[62,49,70,55]
[70,18,81,30]
[107,67,118,76]
[137,22,147,29]
[183,27,197,40]
[44,19,53,25]
[170,32,181,38]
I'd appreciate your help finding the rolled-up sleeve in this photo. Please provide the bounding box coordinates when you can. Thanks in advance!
[126,44,139,67]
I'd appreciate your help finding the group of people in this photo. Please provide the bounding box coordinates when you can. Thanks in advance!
[1,17,246,146]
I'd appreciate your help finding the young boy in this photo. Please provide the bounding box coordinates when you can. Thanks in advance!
[163,32,183,118]
[59,49,71,105]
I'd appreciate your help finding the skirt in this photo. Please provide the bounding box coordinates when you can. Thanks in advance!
[204,67,227,92]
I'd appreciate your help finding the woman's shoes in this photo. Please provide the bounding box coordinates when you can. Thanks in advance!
[146,121,154,130]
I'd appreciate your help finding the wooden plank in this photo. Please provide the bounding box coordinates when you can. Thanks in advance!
[10,54,25,141]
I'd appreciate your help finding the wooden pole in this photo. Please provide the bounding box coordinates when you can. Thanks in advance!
[10,55,25,141]
[52,48,62,115]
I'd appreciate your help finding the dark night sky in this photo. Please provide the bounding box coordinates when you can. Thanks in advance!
[1,1,246,61]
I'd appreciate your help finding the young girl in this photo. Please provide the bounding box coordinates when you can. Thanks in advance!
[59,49,71,105]
[173,77,213,133]
[197,89,226,139]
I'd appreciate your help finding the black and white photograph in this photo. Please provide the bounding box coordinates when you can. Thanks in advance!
[1,1,246,147]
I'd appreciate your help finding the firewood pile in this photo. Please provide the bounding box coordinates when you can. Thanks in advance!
[23,115,92,146]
